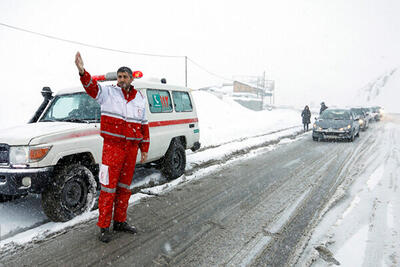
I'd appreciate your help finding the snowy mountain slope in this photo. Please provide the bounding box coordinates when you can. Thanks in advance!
[356,68,400,113]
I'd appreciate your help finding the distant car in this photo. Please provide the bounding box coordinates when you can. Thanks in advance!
[350,108,369,131]
[312,109,360,142]
[361,107,373,123]
[370,106,383,121]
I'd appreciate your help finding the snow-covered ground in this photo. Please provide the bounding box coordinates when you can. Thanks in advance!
[297,116,400,266]
[0,90,305,249]
[1,80,400,266]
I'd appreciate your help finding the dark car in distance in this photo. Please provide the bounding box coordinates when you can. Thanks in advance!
[312,109,360,142]
[370,106,383,121]
[350,107,369,131]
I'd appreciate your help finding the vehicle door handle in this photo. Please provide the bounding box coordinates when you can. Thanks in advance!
[189,124,195,128]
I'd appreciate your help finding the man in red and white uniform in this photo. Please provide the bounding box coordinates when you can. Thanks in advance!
[75,52,149,243]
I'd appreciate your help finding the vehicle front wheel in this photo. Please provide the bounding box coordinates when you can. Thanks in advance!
[349,133,355,142]
[42,164,97,222]
[0,194,14,202]
[161,139,186,180]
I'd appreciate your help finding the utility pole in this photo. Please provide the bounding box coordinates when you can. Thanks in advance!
[185,56,188,87]
[262,71,266,110]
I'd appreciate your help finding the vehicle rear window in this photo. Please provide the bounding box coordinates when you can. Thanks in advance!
[172,91,193,112]
[146,89,173,113]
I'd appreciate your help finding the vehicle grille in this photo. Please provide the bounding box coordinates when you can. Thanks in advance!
[324,132,339,136]
[0,144,9,165]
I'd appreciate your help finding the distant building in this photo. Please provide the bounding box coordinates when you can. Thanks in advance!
[197,79,274,111]
[233,81,273,111]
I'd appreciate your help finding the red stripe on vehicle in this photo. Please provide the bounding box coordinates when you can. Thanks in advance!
[149,118,198,127]
[51,129,100,142]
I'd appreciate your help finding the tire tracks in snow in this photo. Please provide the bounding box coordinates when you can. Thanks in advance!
[296,118,400,266]
[0,126,304,248]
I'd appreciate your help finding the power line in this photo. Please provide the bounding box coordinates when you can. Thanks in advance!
[187,57,233,82]
[0,21,233,83]
[0,22,184,58]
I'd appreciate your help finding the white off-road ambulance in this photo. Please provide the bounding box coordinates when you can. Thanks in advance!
[0,74,200,222]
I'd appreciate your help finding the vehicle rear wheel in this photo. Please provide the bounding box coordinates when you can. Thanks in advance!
[161,139,186,180]
[42,164,97,222]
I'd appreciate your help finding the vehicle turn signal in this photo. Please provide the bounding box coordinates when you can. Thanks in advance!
[29,147,51,161]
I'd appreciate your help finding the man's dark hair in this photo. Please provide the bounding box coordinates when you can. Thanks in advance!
[117,66,133,78]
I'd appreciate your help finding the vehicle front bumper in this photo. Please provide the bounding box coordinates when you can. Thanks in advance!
[0,167,54,195]
[312,129,352,140]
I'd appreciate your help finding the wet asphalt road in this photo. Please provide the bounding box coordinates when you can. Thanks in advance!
[0,119,383,266]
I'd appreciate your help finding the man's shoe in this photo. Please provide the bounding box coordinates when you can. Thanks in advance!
[99,227,112,243]
[113,221,138,234]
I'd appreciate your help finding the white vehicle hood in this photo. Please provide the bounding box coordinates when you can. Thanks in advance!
[0,122,100,146]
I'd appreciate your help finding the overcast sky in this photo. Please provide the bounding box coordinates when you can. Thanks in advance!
[0,0,399,125]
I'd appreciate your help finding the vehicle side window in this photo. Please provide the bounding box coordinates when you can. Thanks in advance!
[146,89,173,113]
[172,91,193,112]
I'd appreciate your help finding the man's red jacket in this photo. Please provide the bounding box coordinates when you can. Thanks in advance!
[80,70,150,153]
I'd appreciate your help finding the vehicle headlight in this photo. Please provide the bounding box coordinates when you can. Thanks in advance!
[359,119,364,125]
[9,146,29,165]
[339,127,344,131]
[9,145,52,165]
[347,125,351,129]
[313,124,322,131]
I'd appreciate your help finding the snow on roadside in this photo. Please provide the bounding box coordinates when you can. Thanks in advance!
[193,91,302,148]
[297,118,400,267]
[0,193,150,251]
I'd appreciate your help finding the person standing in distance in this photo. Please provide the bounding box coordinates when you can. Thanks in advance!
[320,102,328,115]
[301,105,311,132]
[75,52,150,243]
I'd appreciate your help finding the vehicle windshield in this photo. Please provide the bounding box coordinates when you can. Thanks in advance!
[40,93,100,123]
[320,110,351,120]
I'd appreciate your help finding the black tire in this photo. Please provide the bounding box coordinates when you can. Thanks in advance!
[349,133,355,142]
[42,164,97,222]
[0,194,13,202]
[312,137,318,141]
[161,139,186,180]
[356,130,360,137]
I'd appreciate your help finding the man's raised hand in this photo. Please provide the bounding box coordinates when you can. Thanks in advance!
[75,52,84,75]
